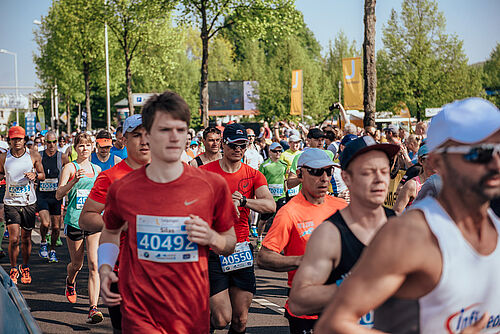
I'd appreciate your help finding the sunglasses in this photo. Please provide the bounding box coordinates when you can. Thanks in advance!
[227,142,247,150]
[46,140,57,144]
[270,149,282,153]
[304,167,333,177]
[435,144,500,164]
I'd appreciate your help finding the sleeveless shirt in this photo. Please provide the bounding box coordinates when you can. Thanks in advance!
[64,162,98,229]
[4,150,37,206]
[37,150,62,197]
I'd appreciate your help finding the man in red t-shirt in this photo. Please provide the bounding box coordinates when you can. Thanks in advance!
[257,148,347,333]
[79,114,149,332]
[200,123,275,333]
[98,91,237,334]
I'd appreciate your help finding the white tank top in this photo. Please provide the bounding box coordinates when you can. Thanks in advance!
[413,197,500,333]
[4,150,37,206]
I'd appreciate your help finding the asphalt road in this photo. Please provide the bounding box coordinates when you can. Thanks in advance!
[1,227,290,334]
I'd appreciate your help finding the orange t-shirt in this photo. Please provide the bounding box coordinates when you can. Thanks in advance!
[262,192,347,319]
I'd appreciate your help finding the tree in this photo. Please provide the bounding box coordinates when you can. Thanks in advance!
[104,0,174,114]
[377,0,483,119]
[483,43,500,107]
[363,0,376,127]
[177,0,299,127]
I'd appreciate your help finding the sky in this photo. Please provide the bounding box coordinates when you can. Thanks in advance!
[0,0,499,95]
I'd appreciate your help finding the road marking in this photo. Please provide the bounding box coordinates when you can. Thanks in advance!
[253,298,285,315]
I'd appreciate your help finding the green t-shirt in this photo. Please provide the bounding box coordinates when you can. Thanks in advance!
[280,149,301,170]
[259,159,288,201]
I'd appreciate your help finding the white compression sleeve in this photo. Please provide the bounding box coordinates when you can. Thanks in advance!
[97,243,120,271]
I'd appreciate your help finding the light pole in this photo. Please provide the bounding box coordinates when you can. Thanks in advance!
[0,49,19,124]
[104,0,111,132]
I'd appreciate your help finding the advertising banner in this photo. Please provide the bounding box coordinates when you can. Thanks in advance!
[342,57,363,110]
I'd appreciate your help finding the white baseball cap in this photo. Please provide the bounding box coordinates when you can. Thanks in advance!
[427,97,500,152]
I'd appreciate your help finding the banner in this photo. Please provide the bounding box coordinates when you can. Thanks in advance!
[0,94,30,109]
[37,106,46,130]
[342,57,363,110]
[80,109,87,131]
[290,69,303,116]
[25,112,36,136]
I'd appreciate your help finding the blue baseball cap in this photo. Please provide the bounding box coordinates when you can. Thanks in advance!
[340,136,400,170]
[122,114,142,135]
[297,148,335,169]
[418,144,429,157]
[340,134,358,146]
[269,142,282,150]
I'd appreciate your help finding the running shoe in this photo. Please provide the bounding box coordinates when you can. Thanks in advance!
[48,250,59,263]
[39,242,49,259]
[18,265,32,284]
[87,305,104,324]
[56,236,63,247]
[45,234,51,245]
[65,278,77,303]
[9,267,19,284]
[250,226,258,237]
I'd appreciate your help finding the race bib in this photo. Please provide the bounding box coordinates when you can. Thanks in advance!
[76,189,90,209]
[219,241,253,273]
[268,184,284,197]
[8,183,30,197]
[288,186,299,197]
[136,215,198,263]
[40,178,58,192]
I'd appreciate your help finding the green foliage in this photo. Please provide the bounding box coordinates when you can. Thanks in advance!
[482,43,500,107]
[376,0,484,119]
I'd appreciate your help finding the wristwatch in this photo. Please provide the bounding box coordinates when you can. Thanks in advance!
[239,196,247,207]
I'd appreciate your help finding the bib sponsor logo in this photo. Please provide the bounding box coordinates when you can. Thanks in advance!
[445,304,500,333]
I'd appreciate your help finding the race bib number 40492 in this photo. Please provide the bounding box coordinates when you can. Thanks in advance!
[136,215,199,263]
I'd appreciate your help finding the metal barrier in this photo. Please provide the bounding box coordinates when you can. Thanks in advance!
[0,266,41,334]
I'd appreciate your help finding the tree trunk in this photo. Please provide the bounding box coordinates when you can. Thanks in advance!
[200,2,209,128]
[84,62,92,130]
[126,54,134,115]
[66,96,71,134]
[363,0,377,127]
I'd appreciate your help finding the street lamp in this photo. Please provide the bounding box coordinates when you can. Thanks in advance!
[104,0,111,132]
[0,48,19,124]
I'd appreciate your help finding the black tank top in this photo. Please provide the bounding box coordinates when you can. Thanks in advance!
[41,151,61,179]
[325,207,395,285]
[195,156,204,167]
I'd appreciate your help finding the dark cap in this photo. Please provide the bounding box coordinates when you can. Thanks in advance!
[340,134,357,146]
[340,136,400,170]
[307,128,325,139]
[223,123,248,143]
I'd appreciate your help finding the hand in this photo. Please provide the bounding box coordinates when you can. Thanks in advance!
[232,191,243,204]
[73,168,85,183]
[185,214,215,247]
[460,312,488,333]
[24,172,37,182]
[99,266,121,306]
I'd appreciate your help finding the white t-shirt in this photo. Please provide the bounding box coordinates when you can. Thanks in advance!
[244,145,263,170]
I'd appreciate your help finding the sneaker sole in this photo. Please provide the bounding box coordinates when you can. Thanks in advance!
[87,313,104,324]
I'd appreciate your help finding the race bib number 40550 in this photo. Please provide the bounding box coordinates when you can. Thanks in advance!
[136,215,199,263]
[219,242,253,272]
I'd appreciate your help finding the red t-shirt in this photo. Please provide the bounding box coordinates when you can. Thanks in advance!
[201,160,267,243]
[88,160,133,204]
[103,164,236,333]
[262,192,347,319]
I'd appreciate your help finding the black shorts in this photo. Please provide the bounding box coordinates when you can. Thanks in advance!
[0,185,5,204]
[108,279,121,330]
[4,204,37,230]
[208,247,256,296]
[64,224,99,241]
[285,309,317,334]
[37,196,62,215]
[260,197,287,221]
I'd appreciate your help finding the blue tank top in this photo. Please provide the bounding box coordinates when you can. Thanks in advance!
[91,152,116,171]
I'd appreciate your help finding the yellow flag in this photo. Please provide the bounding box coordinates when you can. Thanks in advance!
[342,57,363,110]
[290,70,303,115]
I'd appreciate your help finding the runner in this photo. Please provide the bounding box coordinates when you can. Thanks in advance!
[315,97,500,333]
[37,131,69,263]
[80,114,150,333]
[243,128,263,170]
[110,126,128,160]
[257,148,347,334]
[98,91,237,333]
[256,142,289,250]
[200,123,275,333]
[0,137,9,259]
[56,132,103,324]
[393,144,435,214]
[91,130,121,171]
[280,134,302,198]
[287,137,399,329]
[0,126,45,284]
[189,126,222,168]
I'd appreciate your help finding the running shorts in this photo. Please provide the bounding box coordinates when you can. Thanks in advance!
[285,309,317,334]
[208,246,256,296]
[5,204,37,230]
[108,280,122,330]
[64,224,99,241]
[37,197,63,215]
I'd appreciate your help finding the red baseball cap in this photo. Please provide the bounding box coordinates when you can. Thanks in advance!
[8,126,26,139]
